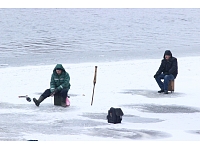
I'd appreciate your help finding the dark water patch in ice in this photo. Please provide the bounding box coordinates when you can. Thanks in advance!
[0,113,38,141]
[186,130,200,136]
[54,119,107,128]
[0,109,167,141]
[122,104,200,113]
[0,102,33,110]
[81,113,108,120]
[87,128,171,140]
[0,104,107,140]
[123,115,164,123]
[120,89,185,98]
[0,126,26,141]
[81,113,164,123]
[23,119,108,139]
[0,102,78,113]
[0,117,106,140]
[35,104,78,113]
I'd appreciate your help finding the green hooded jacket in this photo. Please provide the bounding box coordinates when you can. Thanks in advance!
[50,64,70,92]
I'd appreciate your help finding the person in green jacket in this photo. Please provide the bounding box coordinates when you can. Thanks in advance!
[33,64,70,107]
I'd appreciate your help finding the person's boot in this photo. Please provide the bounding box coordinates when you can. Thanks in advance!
[164,90,168,94]
[158,89,164,93]
[33,96,45,107]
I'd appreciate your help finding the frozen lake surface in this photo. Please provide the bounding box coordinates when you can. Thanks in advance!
[1,56,200,141]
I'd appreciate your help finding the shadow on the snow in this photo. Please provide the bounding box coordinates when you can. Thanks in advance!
[0,112,107,141]
[186,130,200,136]
[0,102,78,113]
[123,115,164,123]
[186,130,200,138]
[81,113,164,123]
[120,89,185,98]
[54,119,107,128]
[0,102,167,141]
[121,104,200,113]
[87,128,171,140]
[36,104,78,113]
[81,113,108,120]
[0,102,107,141]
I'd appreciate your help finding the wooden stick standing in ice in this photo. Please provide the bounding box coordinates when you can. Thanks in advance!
[91,66,97,106]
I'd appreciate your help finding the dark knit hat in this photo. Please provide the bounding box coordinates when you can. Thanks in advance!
[56,68,62,71]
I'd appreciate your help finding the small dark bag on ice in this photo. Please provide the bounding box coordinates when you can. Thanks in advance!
[107,107,124,124]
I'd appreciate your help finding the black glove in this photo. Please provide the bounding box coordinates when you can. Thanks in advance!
[51,88,59,96]
[54,88,59,93]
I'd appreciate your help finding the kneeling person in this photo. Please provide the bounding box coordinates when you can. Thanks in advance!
[33,64,70,106]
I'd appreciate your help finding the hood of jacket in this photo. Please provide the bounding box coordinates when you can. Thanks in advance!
[53,64,66,74]
[163,50,172,59]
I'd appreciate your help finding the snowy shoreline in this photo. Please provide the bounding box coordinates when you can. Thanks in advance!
[1,56,200,141]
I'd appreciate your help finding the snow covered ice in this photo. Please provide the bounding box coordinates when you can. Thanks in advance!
[0,56,200,141]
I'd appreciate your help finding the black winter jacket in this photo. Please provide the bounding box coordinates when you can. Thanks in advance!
[50,64,70,92]
[155,54,178,79]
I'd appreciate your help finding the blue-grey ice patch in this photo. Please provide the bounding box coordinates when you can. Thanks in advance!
[120,89,185,98]
[86,128,171,140]
[122,104,200,113]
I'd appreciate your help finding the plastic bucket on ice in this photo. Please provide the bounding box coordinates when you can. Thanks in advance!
[66,97,70,106]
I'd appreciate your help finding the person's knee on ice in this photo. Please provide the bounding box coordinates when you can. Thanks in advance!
[153,50,178,93]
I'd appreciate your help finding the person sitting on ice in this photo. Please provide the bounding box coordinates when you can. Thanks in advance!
[33,64,70,107]
[153,50,178,94]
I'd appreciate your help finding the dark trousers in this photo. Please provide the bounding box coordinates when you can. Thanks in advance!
[41,88,69,100]
[155,74,174,91]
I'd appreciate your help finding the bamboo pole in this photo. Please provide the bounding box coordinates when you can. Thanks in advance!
[91,66,97,106]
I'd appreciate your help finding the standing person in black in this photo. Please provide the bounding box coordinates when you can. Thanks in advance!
[154,50,178,94]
